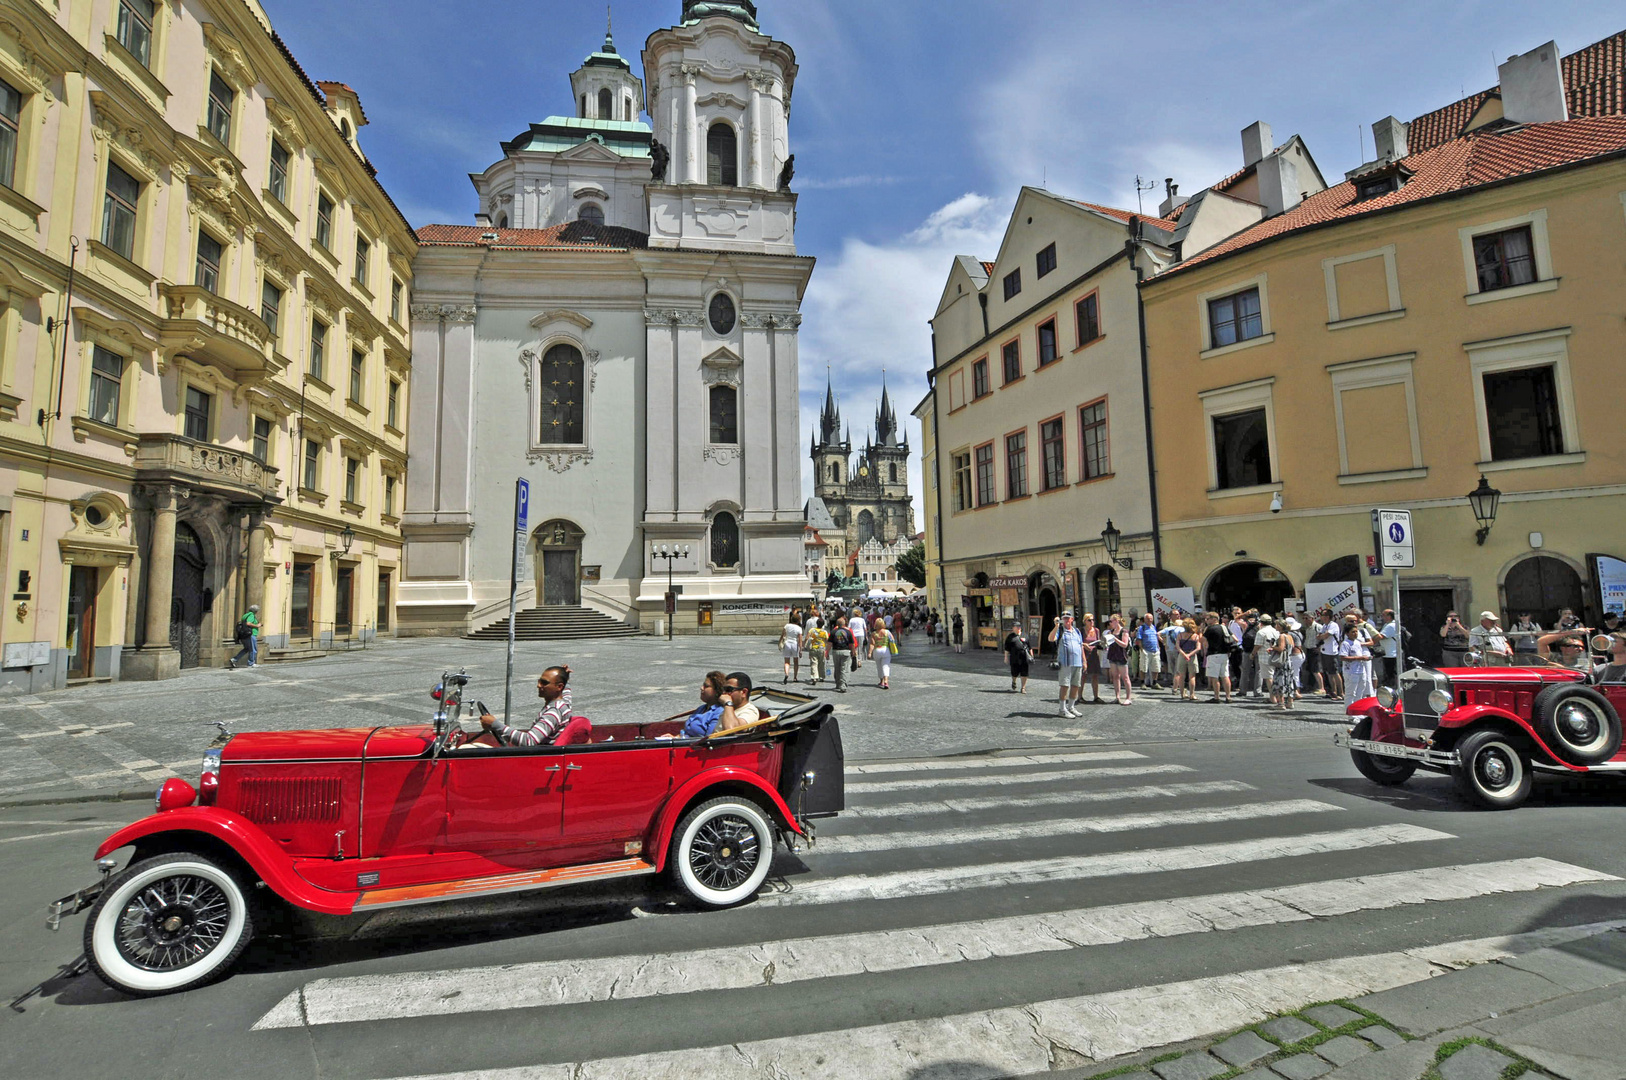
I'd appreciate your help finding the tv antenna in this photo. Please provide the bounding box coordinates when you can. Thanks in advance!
[1133,175,1156,215]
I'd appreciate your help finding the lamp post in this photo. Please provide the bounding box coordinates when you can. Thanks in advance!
[1467,475,1501,546]
[651,543,690,640]
[340,524,356,556]
[1101,519,1133,570]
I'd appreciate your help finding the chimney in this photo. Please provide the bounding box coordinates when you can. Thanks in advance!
[1157,178,1187,218]
[1256,152,1300,216]
[1371,115,1408,161]
[1241,121,1274,167]
[1499,41,1568,124]
[475,213,493,227]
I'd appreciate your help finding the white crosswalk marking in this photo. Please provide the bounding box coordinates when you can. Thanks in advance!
[383,923,1626,1080]
[252,858,1610,1030]
[847,762,1191,793]
[848,778,1256,818]
[848,749,1145,775]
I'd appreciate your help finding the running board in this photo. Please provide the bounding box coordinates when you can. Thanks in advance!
[352,857,657,912]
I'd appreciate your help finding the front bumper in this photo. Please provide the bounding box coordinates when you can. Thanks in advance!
[46,878,107,932]
[1334,731,1460,768]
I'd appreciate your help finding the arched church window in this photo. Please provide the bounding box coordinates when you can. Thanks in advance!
[624,96,634,122]
[494,213,508,229]
[708,292,736,334]
[538,343,585,444]
[889,463,898,483]
[709,385,738,444]
[706,122,738,186]
[829,462,839,483]
[581,95,588,118]
[578,203,605,227]
[857,509,875,545]
[710,511,739,568]
[598,88,612,119]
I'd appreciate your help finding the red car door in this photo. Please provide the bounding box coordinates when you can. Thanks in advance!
[558,745,674,861]
[441,750,567,863]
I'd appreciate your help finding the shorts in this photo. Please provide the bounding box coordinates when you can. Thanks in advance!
[1138,647,1162,674]
[1174,653,1199,678]
[782,645,800,659]
[1058,664,1083,688]
[1205,654,1231,679]
[1009,657,1030,677]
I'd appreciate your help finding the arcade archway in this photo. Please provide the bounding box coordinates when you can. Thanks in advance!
[1204,560,1295,615]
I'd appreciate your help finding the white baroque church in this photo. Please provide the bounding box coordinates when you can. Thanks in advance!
[401,1,813,635]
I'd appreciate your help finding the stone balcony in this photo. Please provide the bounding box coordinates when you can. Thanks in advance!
[158,284,282,378]
[134,434,282,503]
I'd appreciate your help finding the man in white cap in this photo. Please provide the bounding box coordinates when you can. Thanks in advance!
[1469,611,1513,666]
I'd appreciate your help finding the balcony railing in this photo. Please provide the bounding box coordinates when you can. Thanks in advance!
[134,434,281,500]
[158,284,280,376]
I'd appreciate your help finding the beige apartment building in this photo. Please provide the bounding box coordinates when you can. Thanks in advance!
[0,0,414,690]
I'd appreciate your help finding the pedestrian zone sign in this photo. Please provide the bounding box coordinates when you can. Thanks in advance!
[1376,509,1414,569]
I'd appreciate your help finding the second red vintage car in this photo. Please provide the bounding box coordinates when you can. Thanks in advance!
[1335,642,1626,810]
[47,670,844,997]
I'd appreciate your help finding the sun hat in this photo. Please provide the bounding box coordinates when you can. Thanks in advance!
[1479,611,1500,621]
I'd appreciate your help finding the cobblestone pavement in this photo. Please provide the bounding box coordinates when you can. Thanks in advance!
[0,633,1349,803]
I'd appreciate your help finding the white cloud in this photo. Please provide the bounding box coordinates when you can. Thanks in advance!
[797,192,1008,518]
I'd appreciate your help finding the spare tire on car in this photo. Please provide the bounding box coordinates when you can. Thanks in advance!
[1532,683,1622,766]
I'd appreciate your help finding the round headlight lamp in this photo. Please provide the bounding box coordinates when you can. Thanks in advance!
[1428,688,1453,715]
[155,777,198,812]
[1376,686,1397,710]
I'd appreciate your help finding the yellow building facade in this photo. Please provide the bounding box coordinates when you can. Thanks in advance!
[1142,118,1626,657]
[0,0,414,690]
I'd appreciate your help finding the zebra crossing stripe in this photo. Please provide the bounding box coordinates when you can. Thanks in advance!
[849,749,1145,775]
[847,763,1191,794]
[816,799,1341,854]
[369,920,1626,1080]
[252,856,1603,1031]
[756,824,1452,905]
[847,779,1256,818]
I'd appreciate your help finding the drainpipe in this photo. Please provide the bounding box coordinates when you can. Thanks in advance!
[1125,218,1163,572]
[977,292,989,339]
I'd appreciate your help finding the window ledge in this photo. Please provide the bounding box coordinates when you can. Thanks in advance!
[312,243,338,271]
[305,373,334,393]
[194,127,245,177]
[1071,334,1105,354]
[383,422,404,439]
[262,189,297,231]
[87,239,157,286]
[974,502,998,511]
[1001,376,1024,388]
[1475,451,1586,473]
[102,33,171,104]
[352,279,375,302]
[1338,467,1428,485]
[347,398,371,416]
[1328,308,1406,330]
[340,499,365,516]
[1035,358,1062,371]
[1036,484,1070,496]
[1075,472,1116,487]
[1206,481,1283,500]
[380,512,400,528]
[1200,332,1275,361]
[1466,278,1559,305]
[0,390,20,420]
[70,416,139,454]
[299,487,328,507]
[971,393,992,404]
[0,181,45,223]
[1004,493,1031,502]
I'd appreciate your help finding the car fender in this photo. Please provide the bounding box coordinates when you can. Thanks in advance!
[1345,696,1379,718]
[1350,705,1408,743]
[1439,704,1582,771]
[93,807,356,915]
[649,767,802,873]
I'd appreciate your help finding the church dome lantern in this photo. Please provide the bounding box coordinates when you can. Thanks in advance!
[681,0,758,29]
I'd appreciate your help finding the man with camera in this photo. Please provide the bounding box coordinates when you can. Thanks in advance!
[1440,611,1471,667]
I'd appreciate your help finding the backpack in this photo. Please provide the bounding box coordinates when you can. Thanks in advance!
[236,615,255,640]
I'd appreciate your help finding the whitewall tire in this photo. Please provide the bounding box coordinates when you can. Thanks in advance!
[670,797,775,908]
[85,853,254,996]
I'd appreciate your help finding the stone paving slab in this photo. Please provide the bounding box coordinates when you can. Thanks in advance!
[1322,1038,1438,1080]
[1260,1017,1322,1045]
[1357,1026,1407,1051]
[1354,963,1570,1035]
[1213,1030,1279,1068]
[1271,1053,1334,1080]
[1435,1044,1516,1080]
[1500,934,1626,994]
[1315,1036,1374,1066]
[1483,995,1626,1080]
[1304,1005,1365,1030]
[1151,1052,1227,1080]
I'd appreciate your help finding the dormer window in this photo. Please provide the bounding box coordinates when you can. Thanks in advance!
[578,203,604,227]
[1355,174,1401,201]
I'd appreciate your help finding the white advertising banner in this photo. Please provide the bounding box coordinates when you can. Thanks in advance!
[1150,587,1196,619]
[1595,555,1626,616]
[1305,581,1361,616]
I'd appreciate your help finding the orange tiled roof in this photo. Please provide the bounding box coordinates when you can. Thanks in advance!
[416,222,649,250]
[1408,31,1625,153]
[1162,115,1626,277]
[1063,199,1181,231]
[979,261,996,276]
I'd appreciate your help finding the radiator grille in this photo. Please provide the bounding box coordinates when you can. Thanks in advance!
[236,777,342,823]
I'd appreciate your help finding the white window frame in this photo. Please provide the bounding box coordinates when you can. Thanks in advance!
[1197,273,1274,359]
[522,312,598,467]
[1326,352,1426,483]
[1199,376,1281,498]
[1321,244,1404,329]
[1464,326,1583,472]
[1457,208,1557,305]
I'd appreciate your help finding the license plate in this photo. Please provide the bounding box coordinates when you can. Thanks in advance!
[46,881,106,932]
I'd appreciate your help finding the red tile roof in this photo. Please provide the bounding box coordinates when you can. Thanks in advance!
[1063,199,1181,231]
[1408,31,1625,153]
[1160,115,1626,277]
[980,261,996,276]
[416,222,649,250]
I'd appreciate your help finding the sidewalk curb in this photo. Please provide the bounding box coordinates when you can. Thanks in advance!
[0,789,152,810]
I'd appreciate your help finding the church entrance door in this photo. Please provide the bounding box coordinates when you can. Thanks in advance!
[535,520,583,607]
[169,523,207,669]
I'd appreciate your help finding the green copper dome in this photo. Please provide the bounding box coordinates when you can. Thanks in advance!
[681,1,758,30]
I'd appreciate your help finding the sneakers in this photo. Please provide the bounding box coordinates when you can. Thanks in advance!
[226,658,235,670]
[1058,702,1070,717]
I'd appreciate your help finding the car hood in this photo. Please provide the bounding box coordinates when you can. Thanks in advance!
[222,726,435,763]
[1435,666,1583,687]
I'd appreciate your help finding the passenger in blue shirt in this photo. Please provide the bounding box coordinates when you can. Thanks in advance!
[1048,611,1086,718]
[1135,613,1163,691]
[680,670,730,738]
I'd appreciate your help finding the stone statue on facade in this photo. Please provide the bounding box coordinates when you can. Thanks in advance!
[650,138,670,181]
[777,153,795,191]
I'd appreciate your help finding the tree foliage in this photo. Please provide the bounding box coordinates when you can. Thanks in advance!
[894,541,927,587]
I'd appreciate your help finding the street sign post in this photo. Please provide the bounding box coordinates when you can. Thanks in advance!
[504,478,529,724]
[1373,509,1415,682]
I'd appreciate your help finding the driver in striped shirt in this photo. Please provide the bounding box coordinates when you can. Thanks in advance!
[474,666,574,746]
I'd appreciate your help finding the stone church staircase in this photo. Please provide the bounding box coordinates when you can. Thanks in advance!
[468,605,645,641]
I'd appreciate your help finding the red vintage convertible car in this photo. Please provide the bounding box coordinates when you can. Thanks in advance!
[1334,639,1626,809]
[47,671,843,996]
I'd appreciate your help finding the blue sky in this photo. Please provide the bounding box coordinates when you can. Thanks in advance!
[266,0,1625,508]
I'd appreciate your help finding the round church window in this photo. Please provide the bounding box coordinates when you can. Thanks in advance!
[708,292,736,335]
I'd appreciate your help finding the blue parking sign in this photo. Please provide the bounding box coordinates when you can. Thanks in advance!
[515,478,529,532]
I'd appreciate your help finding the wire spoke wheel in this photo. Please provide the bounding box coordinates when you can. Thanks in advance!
[688,814,761,891]
[114,874,232,971]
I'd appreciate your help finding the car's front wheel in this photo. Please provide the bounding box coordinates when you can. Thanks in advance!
[84,853,254,996]
[669,796,775,907]
[1348,717,1417,786]
[1451,729,1533,810]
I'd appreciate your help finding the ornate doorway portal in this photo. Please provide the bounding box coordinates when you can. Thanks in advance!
[169,523,207,669]
[534,519,584,607]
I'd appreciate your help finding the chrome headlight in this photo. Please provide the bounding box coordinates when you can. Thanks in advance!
[1376,686,1397,710]
[1428,688,1453,715]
